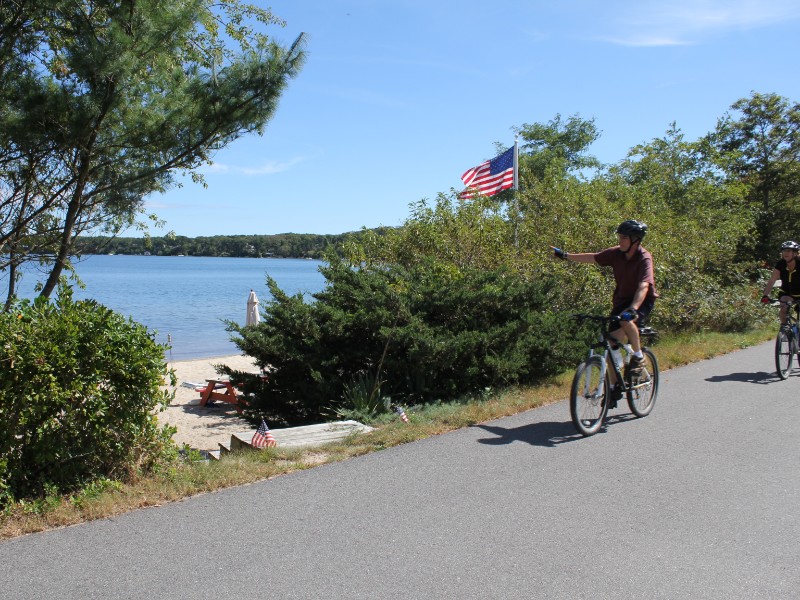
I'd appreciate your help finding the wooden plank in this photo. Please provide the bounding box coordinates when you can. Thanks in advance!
[229,420,373,451]
[218,441,231,457]
[230,434,250,452]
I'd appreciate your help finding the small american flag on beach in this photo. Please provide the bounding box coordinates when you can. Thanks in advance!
[395,405,409,423]
[251,419,278,448]
[460,146,515,199]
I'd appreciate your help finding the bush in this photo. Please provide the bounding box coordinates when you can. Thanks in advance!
[0,286,176,503]
[375,262,582,401]
[650,266,770,333]
[226,256,586,425]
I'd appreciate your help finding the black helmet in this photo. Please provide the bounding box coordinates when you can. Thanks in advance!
[781,240,800,251]
[615,219,648,241]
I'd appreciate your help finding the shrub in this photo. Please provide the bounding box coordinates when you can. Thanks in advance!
[374,262,582,401]
[0,285,176,503]
[651,267,770,333]
[226,256,585,425]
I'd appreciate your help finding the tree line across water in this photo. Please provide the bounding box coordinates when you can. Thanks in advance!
[74,229,392,259]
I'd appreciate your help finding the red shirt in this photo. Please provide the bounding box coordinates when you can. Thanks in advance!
[594,246,658,308]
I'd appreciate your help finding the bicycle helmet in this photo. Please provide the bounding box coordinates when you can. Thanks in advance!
[615,219,648,242]
[780,240,800,251]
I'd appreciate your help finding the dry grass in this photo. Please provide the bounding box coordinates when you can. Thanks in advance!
[0,327,773,540]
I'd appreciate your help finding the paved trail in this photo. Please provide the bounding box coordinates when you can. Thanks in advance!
[2,342,798,599]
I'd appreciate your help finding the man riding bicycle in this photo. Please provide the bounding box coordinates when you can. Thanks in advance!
[761,240,800,324]
[551,220,659,402]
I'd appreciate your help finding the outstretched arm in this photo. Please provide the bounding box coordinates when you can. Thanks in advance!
[550,246,596,264]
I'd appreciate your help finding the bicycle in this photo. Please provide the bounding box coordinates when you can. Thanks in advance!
[569,314,660,437]
[770,298,800,380]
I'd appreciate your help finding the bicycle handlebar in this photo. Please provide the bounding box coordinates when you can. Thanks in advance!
[571,313,621,324]
[572,313,658,340]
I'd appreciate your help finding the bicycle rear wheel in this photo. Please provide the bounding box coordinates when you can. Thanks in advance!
[627,348,659,417]
[775,329,794,380]
[570,356,608,436]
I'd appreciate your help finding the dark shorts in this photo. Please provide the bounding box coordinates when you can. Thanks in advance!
[609,297,655,332]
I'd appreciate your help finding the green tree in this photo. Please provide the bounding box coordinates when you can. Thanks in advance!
[705,92,800,259]
[515,113,602,182]
[351,193,513,273]
[0,0,305,303]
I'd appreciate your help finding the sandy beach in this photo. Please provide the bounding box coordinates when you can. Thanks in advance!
[161,354,261,451]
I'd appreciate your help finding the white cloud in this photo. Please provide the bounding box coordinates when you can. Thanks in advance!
[584,0,800,47]
[200,156,306,176]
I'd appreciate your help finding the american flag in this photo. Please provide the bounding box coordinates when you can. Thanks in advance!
[251,419,278,448]
[395,405,409,423]
[460,146,516,199]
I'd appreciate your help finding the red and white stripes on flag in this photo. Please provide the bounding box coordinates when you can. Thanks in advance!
[251,419,278,448]
[395,405,409,423]
[460,144,517,199]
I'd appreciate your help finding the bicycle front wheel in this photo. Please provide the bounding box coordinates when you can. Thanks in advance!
[627,348,659,417]
[775,329,794,380]
[570,356,608,436]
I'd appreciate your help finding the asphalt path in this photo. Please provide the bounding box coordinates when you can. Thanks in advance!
[1,342,799,599]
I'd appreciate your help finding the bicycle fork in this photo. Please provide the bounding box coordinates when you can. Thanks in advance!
[586,348,610,399]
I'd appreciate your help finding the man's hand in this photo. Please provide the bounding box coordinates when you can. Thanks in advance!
[551,246,568,260]
[761,295,771,304]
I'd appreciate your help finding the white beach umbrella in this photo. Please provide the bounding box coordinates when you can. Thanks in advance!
[246,289,260,326]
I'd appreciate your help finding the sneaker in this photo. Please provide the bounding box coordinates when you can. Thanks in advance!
[627,355,645,379]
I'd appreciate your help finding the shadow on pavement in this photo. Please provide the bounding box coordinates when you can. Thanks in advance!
[704,370,785,384]
[475,421,579,447]
[475,411,636,447]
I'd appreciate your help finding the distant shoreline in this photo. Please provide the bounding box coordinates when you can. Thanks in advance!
[73,228,394,260]
[90,253,314,258]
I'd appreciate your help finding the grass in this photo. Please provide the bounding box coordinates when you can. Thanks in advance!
[0,327,774,540]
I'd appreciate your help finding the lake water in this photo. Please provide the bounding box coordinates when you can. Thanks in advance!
[8,255,327,360]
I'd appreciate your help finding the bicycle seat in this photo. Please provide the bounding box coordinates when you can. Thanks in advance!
[638,326,658,337]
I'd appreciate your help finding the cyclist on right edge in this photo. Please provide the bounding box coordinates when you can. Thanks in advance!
[761,240,800,324]
[551,220,659,405]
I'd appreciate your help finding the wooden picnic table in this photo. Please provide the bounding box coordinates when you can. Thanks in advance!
[198,379,245,413]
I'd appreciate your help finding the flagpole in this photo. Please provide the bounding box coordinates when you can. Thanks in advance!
[513,136,519,191]
[512,136,520,247]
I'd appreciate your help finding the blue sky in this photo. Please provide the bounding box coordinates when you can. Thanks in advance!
[142,0,800,237]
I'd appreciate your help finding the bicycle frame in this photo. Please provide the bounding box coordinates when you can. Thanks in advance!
[579,316,629,397]
[577,314,656,398]
[772,297,800,332]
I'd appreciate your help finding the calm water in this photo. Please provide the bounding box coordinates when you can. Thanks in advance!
[9,256,326,360]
